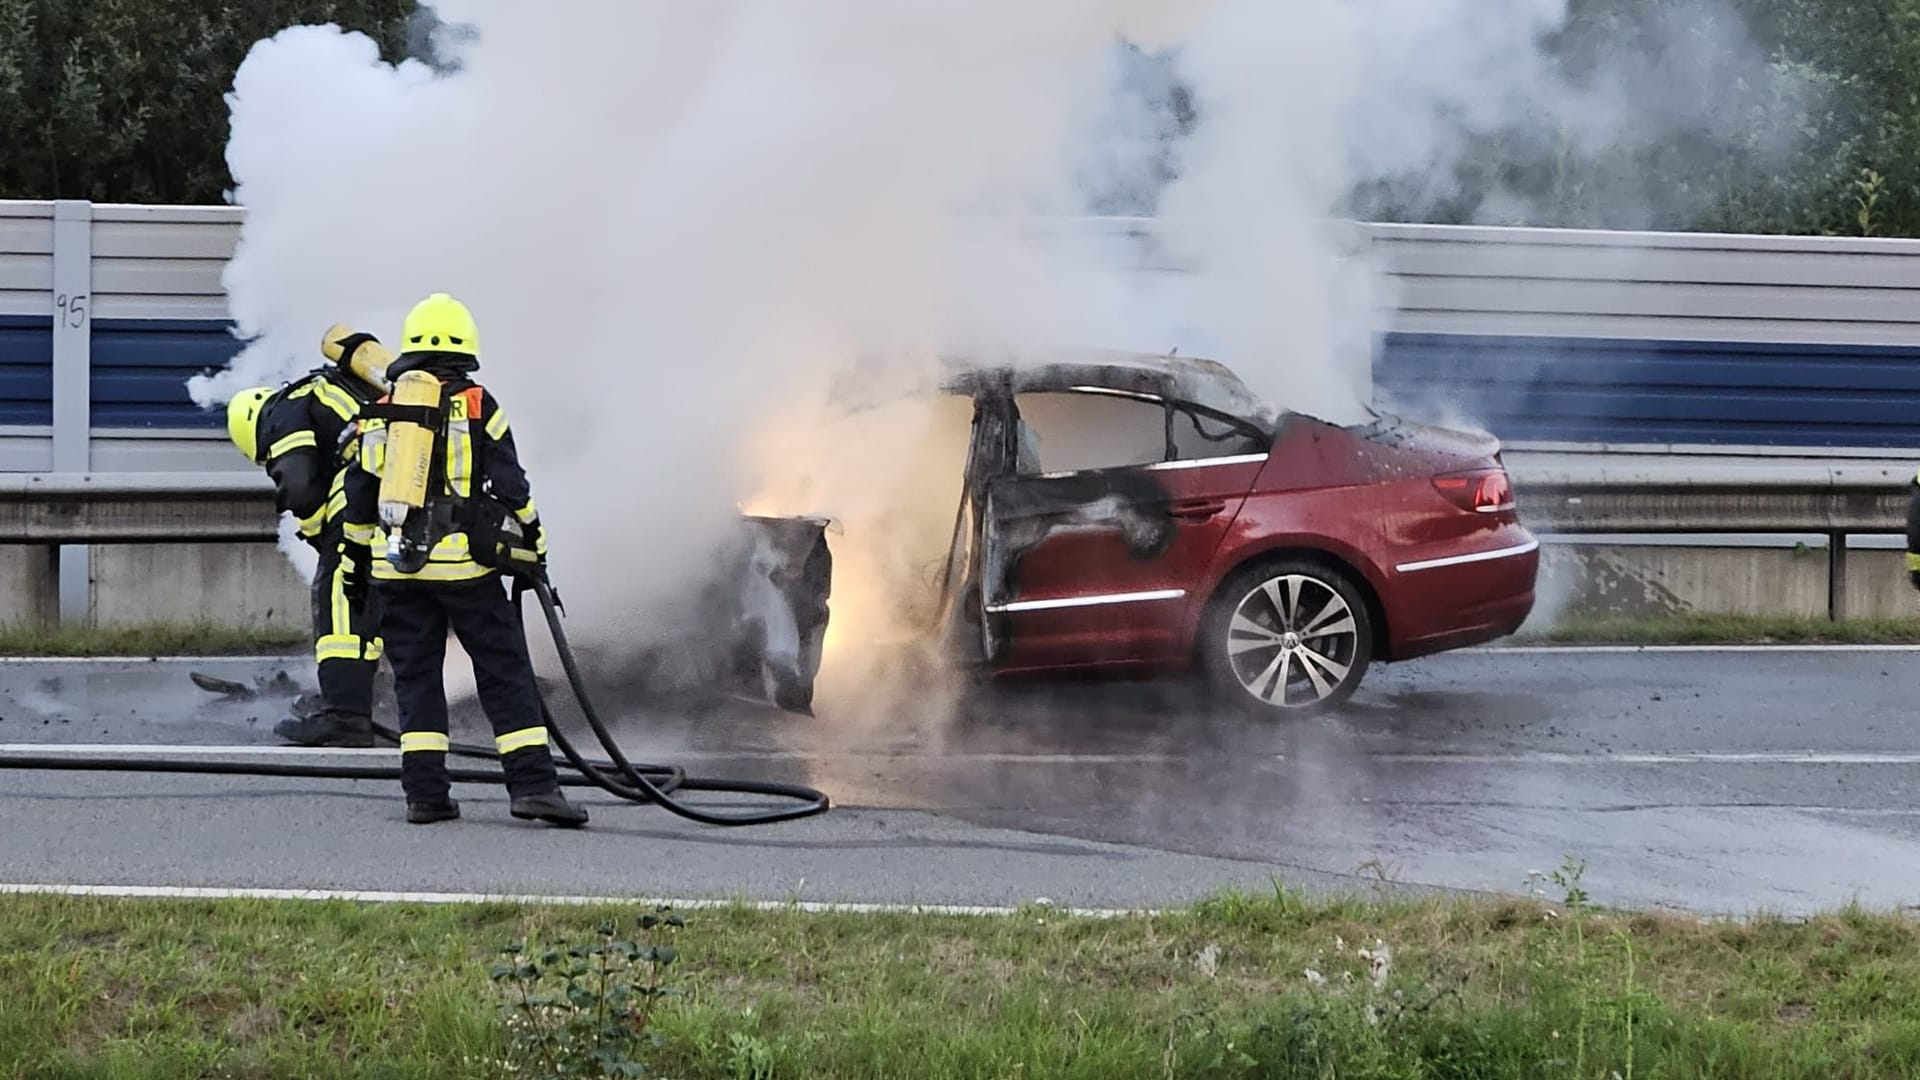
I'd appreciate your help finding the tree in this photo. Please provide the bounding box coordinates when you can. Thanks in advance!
[3,0,1920,236]
[1346,0,1920,236]
[0,0,416,204]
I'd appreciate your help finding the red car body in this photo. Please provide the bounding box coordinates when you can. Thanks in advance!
[716,349,1538,716]
[952,354,1538,708]
[985,409,1539,674]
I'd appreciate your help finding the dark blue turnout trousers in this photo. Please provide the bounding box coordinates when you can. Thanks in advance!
[377,575,560,802]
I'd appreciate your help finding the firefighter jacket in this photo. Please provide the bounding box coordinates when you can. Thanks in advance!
[340,360,544,583]
[255,367,380,546]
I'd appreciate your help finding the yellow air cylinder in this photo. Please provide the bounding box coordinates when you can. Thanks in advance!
[320,323,394,393]
[378,370,443,529]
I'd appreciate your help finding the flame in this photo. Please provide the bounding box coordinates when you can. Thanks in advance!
[736,388,973,698]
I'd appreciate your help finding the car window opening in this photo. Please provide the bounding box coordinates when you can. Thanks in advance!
[1171,405,1268,461]
[1013,391,1168,476]
[1011,389,1271,479]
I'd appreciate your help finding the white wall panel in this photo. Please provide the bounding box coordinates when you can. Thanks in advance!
[0,204,53,318]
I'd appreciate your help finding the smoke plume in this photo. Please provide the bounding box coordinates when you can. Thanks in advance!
[192,0,1797,700]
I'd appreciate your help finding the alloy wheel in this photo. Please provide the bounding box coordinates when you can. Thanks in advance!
[1225,573,1362,709]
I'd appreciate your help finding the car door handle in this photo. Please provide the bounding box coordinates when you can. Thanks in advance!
[1170,499,1227,520]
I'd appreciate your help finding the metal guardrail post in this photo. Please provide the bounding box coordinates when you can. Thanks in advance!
[1828,531,1848,623]
[50,200,93,627]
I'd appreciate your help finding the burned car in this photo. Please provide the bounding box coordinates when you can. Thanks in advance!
[714,348,1539,718]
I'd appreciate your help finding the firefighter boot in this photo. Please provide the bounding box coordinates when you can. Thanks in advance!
[407,798,461,824]
[510,789,590,828]
[273,709,376,748]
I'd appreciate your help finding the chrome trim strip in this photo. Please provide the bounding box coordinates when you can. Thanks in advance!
[987,588,1187,614]
[1064,385,1165,402]
[1395,540,1541,574]
[1029,453,1268,480]
[1147,453,1269,472]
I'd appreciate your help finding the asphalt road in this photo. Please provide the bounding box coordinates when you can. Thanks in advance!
[1,646,1916,915]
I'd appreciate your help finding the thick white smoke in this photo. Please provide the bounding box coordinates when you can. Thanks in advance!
[195,2,1221,651]
[193,0,1789,690]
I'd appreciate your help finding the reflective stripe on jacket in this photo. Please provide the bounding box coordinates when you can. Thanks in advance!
[342,380,543,583]
[258,370,372,541]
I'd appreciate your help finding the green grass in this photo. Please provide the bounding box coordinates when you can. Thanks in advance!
[10,885,1920,1078]
[1514,613,1920,645]
[0,622,306,657]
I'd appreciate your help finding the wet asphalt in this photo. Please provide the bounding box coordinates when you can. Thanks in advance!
[0,647,1916,915]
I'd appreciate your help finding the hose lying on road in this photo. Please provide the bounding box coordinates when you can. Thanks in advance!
[0,577,832,827]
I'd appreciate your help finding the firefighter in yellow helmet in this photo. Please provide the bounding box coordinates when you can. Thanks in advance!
[339,293,587,827]
[225,325,393,747]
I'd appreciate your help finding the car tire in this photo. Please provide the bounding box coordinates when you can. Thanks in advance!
[1199,556,1374,718]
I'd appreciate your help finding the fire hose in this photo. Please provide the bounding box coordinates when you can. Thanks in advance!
[0,576,833,827]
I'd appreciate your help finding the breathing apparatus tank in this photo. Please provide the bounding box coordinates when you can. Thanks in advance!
[319,323,394,394]
[378,369,445,574]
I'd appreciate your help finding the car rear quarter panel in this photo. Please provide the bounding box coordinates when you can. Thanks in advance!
[1172,423,1398,657]
[1386,535,1538,659]
[1176,418,1536,663]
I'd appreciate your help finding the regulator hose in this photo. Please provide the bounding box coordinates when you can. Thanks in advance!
[0,576,832,827]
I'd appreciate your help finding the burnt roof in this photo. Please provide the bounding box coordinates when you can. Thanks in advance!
[939,347,1279,426]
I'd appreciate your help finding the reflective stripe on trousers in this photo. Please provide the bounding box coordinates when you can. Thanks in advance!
[309,529,380,719]
[380,577,559,802]
[401,732,450,753]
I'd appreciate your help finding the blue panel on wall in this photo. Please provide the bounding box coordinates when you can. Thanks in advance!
[0,315,53,426]
[89,318,241,428]
[1374,334,1920,449]
[69,320,1920,449]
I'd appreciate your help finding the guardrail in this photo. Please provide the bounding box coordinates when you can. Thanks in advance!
[0,471,273,543]
[2,457,1912,621]
[1512,454,1912,529]
[1511,453,1912,620]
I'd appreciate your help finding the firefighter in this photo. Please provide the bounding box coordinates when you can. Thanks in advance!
[339,292,588,827]
[225,325,392,747]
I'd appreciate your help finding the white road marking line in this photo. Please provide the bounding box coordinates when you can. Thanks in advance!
[1348,801,1920,815]
[0,655,304,664]
[0,882,1147,918]
[0,744,393,757]
[0,743,1182,764]
[1756,807,1920,816]
[3,645,1915,664]
[1325,752,1920,766]
[671,751,1184,764]
[1473,644,1920,654]
[12,746,1920,767]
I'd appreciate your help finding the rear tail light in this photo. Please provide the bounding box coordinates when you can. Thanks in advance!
[1432,468,1515,514]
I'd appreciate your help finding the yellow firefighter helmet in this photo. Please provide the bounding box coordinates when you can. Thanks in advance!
[401,292,479,357]
[225,386,277,462]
